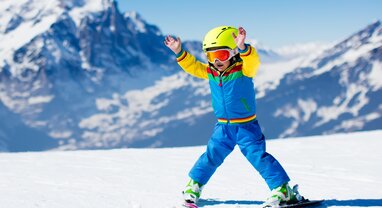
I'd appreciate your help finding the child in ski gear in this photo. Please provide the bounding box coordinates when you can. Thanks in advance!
[164,26,296,207]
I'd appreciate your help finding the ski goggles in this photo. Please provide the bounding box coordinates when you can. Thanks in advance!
[206,48,237,63]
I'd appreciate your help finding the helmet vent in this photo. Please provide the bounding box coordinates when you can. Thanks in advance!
[216,27,233,39]
[202,26,237,51]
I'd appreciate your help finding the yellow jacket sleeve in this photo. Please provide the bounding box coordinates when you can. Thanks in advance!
[176,50,208,79]
[239,45,261,78]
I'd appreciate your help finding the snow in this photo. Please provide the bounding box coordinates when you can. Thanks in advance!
[331,105,382,133]
[316,83,370,128]
[274,42,333,60]
[255,42,331,98]
[27,95,54,105]
[368,61,382,91]
[78,72,212,148]
[48,130,73,139]
[124,11,147,33]
[273,99,319,137]
[311,28,382,78]
[0,0,113,69]
[0,0,63,69]
[256,58,305,98]
[69,0,110,26]
[0,130,381,208]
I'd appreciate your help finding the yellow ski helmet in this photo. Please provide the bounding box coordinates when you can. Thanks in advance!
[202,26,238,52]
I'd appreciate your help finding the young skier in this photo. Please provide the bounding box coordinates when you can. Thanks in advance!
[164,26,297,207]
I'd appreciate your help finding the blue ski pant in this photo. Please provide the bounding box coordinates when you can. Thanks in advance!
[189,120,290,190]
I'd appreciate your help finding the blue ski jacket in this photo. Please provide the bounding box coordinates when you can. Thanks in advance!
[176,44,260,124]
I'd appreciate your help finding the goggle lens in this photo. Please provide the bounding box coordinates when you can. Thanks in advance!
[206,49,232,63]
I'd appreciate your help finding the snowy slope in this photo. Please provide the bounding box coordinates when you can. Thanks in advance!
[0,130,381,208]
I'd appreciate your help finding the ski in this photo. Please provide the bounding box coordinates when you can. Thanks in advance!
[279,199,324,208]
[182,202,198,208]
[181,199,323,208]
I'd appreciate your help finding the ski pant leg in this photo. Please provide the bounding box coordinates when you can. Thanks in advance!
[189,124,235,185]
[236,120,290,190]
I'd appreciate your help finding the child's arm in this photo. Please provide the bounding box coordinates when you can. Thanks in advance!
[239,45,260,78]
[164,35,208,79]
[233,27,261,78]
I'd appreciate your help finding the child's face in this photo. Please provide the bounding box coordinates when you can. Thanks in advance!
[212,59,230,72]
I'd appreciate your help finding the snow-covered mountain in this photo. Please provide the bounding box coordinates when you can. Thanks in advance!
[257,20,382,138]
[0,0,180,151]
[0,0,276,151]
[0,130,381,207]
[0,0,381,152]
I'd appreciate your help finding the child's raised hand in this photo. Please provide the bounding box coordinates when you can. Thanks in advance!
[232,27,246,50]
[164,35,182,54]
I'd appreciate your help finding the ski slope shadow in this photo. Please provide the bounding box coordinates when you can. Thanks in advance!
[198,198,262,206]
[198,198,382,207]
[323,199,382,207]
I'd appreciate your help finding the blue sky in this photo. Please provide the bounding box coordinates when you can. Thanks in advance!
[118,0,382,48]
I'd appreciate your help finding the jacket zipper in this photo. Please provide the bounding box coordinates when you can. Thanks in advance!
[218,70,229,124]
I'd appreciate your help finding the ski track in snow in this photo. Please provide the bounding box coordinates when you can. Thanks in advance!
[0,130,382,208]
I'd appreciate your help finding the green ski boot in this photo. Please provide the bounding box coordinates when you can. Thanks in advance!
[262,183,298,207]
[182,179,204,203]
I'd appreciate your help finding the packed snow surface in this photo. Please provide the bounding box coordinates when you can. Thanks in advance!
[0,130,381,208]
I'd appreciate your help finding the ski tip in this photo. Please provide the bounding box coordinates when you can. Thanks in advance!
[182,202,198,208]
